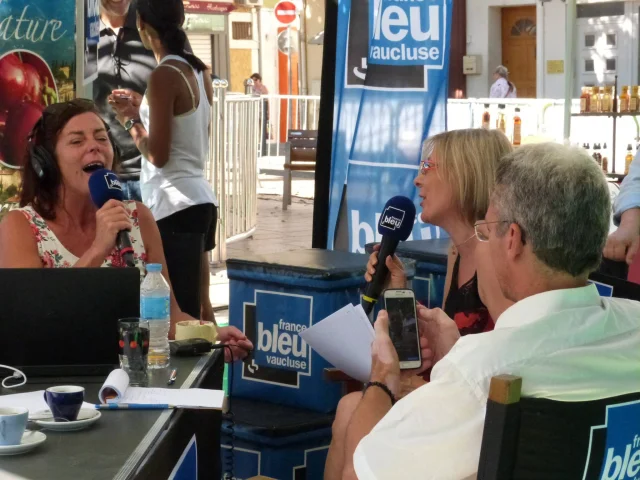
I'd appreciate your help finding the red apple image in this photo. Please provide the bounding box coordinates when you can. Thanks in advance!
[0,54,28,111]
[21,63,43,105]
[1,101,44,169]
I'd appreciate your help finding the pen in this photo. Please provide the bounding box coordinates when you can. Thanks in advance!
[95,404,175,410]
[168,368,178,385]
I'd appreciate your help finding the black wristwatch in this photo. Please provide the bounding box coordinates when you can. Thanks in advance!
[124,118,141,132]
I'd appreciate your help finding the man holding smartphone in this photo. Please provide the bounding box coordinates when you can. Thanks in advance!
[334,143,640,480]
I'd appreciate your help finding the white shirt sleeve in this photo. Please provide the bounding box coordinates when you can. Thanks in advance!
[353,362,486,480]
[490,79,509,99]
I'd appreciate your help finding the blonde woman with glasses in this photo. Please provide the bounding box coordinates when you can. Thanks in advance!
[365,128,514,335]
[326,129,515,479]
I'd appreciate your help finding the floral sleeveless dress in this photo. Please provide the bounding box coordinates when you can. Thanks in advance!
[17,201,147,281]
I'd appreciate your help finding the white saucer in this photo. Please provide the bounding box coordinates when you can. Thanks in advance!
[0,430,46,455]
[31,409,101,432]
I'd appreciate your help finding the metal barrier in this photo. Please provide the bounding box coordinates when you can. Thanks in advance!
[209,80,261,265]
[258,94,322,158]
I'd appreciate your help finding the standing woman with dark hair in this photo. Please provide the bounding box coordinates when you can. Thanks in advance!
[109,0,218,323]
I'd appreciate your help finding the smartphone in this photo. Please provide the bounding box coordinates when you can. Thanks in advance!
[383,289,422,370]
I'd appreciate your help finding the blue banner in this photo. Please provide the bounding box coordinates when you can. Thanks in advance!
[327,0,452,252]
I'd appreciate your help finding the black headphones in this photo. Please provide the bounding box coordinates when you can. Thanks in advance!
[28,117,121,183]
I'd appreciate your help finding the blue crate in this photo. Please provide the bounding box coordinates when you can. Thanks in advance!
[226,249,368,413]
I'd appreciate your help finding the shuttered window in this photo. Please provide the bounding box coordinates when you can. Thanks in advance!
[186,34,213,69]
[232,22,252,40]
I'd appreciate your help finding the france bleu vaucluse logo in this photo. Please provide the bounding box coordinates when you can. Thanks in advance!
[242,290,313,388]
[345,0,447,90]
[583,399,640,480]
[104,173,122,191]
[380,205,406,231]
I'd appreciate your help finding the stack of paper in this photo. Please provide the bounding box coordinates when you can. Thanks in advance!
[300,304,375,383]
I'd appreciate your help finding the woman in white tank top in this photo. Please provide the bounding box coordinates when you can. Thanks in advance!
[109,0,218,323]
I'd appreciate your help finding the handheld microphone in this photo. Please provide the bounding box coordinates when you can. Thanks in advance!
[362,196,416,315]
[88,168,135,267]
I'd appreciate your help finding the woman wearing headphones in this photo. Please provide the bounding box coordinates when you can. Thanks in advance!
[0,99,252,358]
[108,0,218,324]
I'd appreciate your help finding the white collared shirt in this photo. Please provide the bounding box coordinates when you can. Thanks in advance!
[353,284,640,480]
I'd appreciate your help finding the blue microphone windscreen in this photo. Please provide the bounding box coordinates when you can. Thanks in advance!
[89,168,124,208]
[377,196,416,241]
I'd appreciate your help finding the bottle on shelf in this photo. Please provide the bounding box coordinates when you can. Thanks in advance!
[602,155,609,173]
[592,143,602,167]
[601,87,612,113]
[620,86,630,113]
[580,87,591,113]
[140,263,171,369]
[482,104,491,129]
[631,86,639,112]
[512,108,522,146]
[497,104,506,134]
[590,86,600,113]
[625,144,634,175]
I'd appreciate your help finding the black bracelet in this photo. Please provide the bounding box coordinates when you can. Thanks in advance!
[363,381,396,406]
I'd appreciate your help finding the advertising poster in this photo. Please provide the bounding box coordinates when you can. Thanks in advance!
[327,0,452,252]
[0,0,76,170]
[84,0,100,85]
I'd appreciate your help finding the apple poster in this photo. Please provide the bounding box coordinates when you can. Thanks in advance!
[0,0,76,169]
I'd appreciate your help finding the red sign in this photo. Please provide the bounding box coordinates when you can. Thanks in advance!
[274,1,297,25]
[183,1,236,14]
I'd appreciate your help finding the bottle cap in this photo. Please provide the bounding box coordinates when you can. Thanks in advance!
[146,263,162,273]
[484,104,490,108]
[498,104,506,109]
[515,107,521,112]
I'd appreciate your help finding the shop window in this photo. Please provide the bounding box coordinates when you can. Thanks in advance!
[232,22,252,40]
[577,2,625,18]
[585,34,596,48]
[585,59,595,73]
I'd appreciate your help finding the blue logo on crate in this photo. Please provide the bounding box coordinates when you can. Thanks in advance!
[243,290,313,388]
[583,400,640,480]
[369,0,447,67]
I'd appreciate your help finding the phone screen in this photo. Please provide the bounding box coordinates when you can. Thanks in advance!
[385,296,420,363]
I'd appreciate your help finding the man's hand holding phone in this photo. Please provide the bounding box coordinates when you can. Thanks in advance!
[370,309,433,399]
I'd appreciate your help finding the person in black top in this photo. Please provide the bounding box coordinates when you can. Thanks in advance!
[95,0,156,201]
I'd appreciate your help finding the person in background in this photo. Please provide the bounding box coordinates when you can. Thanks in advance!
[325,129,514,479]
[604,153,640,265]
[490,65,517,99]
[340,143,640,479]
[0,100,252,361]
[95,0,157,202]
[108,0,218,324]
[250,73,269,95]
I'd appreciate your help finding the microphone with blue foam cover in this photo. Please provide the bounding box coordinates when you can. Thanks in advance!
[362,196,417,315]
[88,168,135,267]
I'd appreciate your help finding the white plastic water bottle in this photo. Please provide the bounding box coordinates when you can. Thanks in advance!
[140,263,171,369]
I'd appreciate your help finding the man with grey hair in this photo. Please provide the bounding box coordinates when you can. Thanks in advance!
[338,143,640,479]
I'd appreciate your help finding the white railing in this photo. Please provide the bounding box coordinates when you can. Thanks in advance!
[209,81,261,265]
[258,94,322,158]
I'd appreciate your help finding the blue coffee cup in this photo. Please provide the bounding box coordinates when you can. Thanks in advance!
[44,386,84,422]
[0,407,28,446]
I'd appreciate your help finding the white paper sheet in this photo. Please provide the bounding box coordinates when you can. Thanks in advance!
[98,369,225,409]
[119,388,225,409]
[0,391,94,419]
[300,303,375,383]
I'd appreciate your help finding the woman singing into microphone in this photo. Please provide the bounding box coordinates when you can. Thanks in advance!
[0,99,252,359]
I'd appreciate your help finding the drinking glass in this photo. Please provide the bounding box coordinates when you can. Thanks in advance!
[118,318,150,386]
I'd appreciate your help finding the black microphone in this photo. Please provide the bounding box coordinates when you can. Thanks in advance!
[88,168,136,267]
[362,196,417,315]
